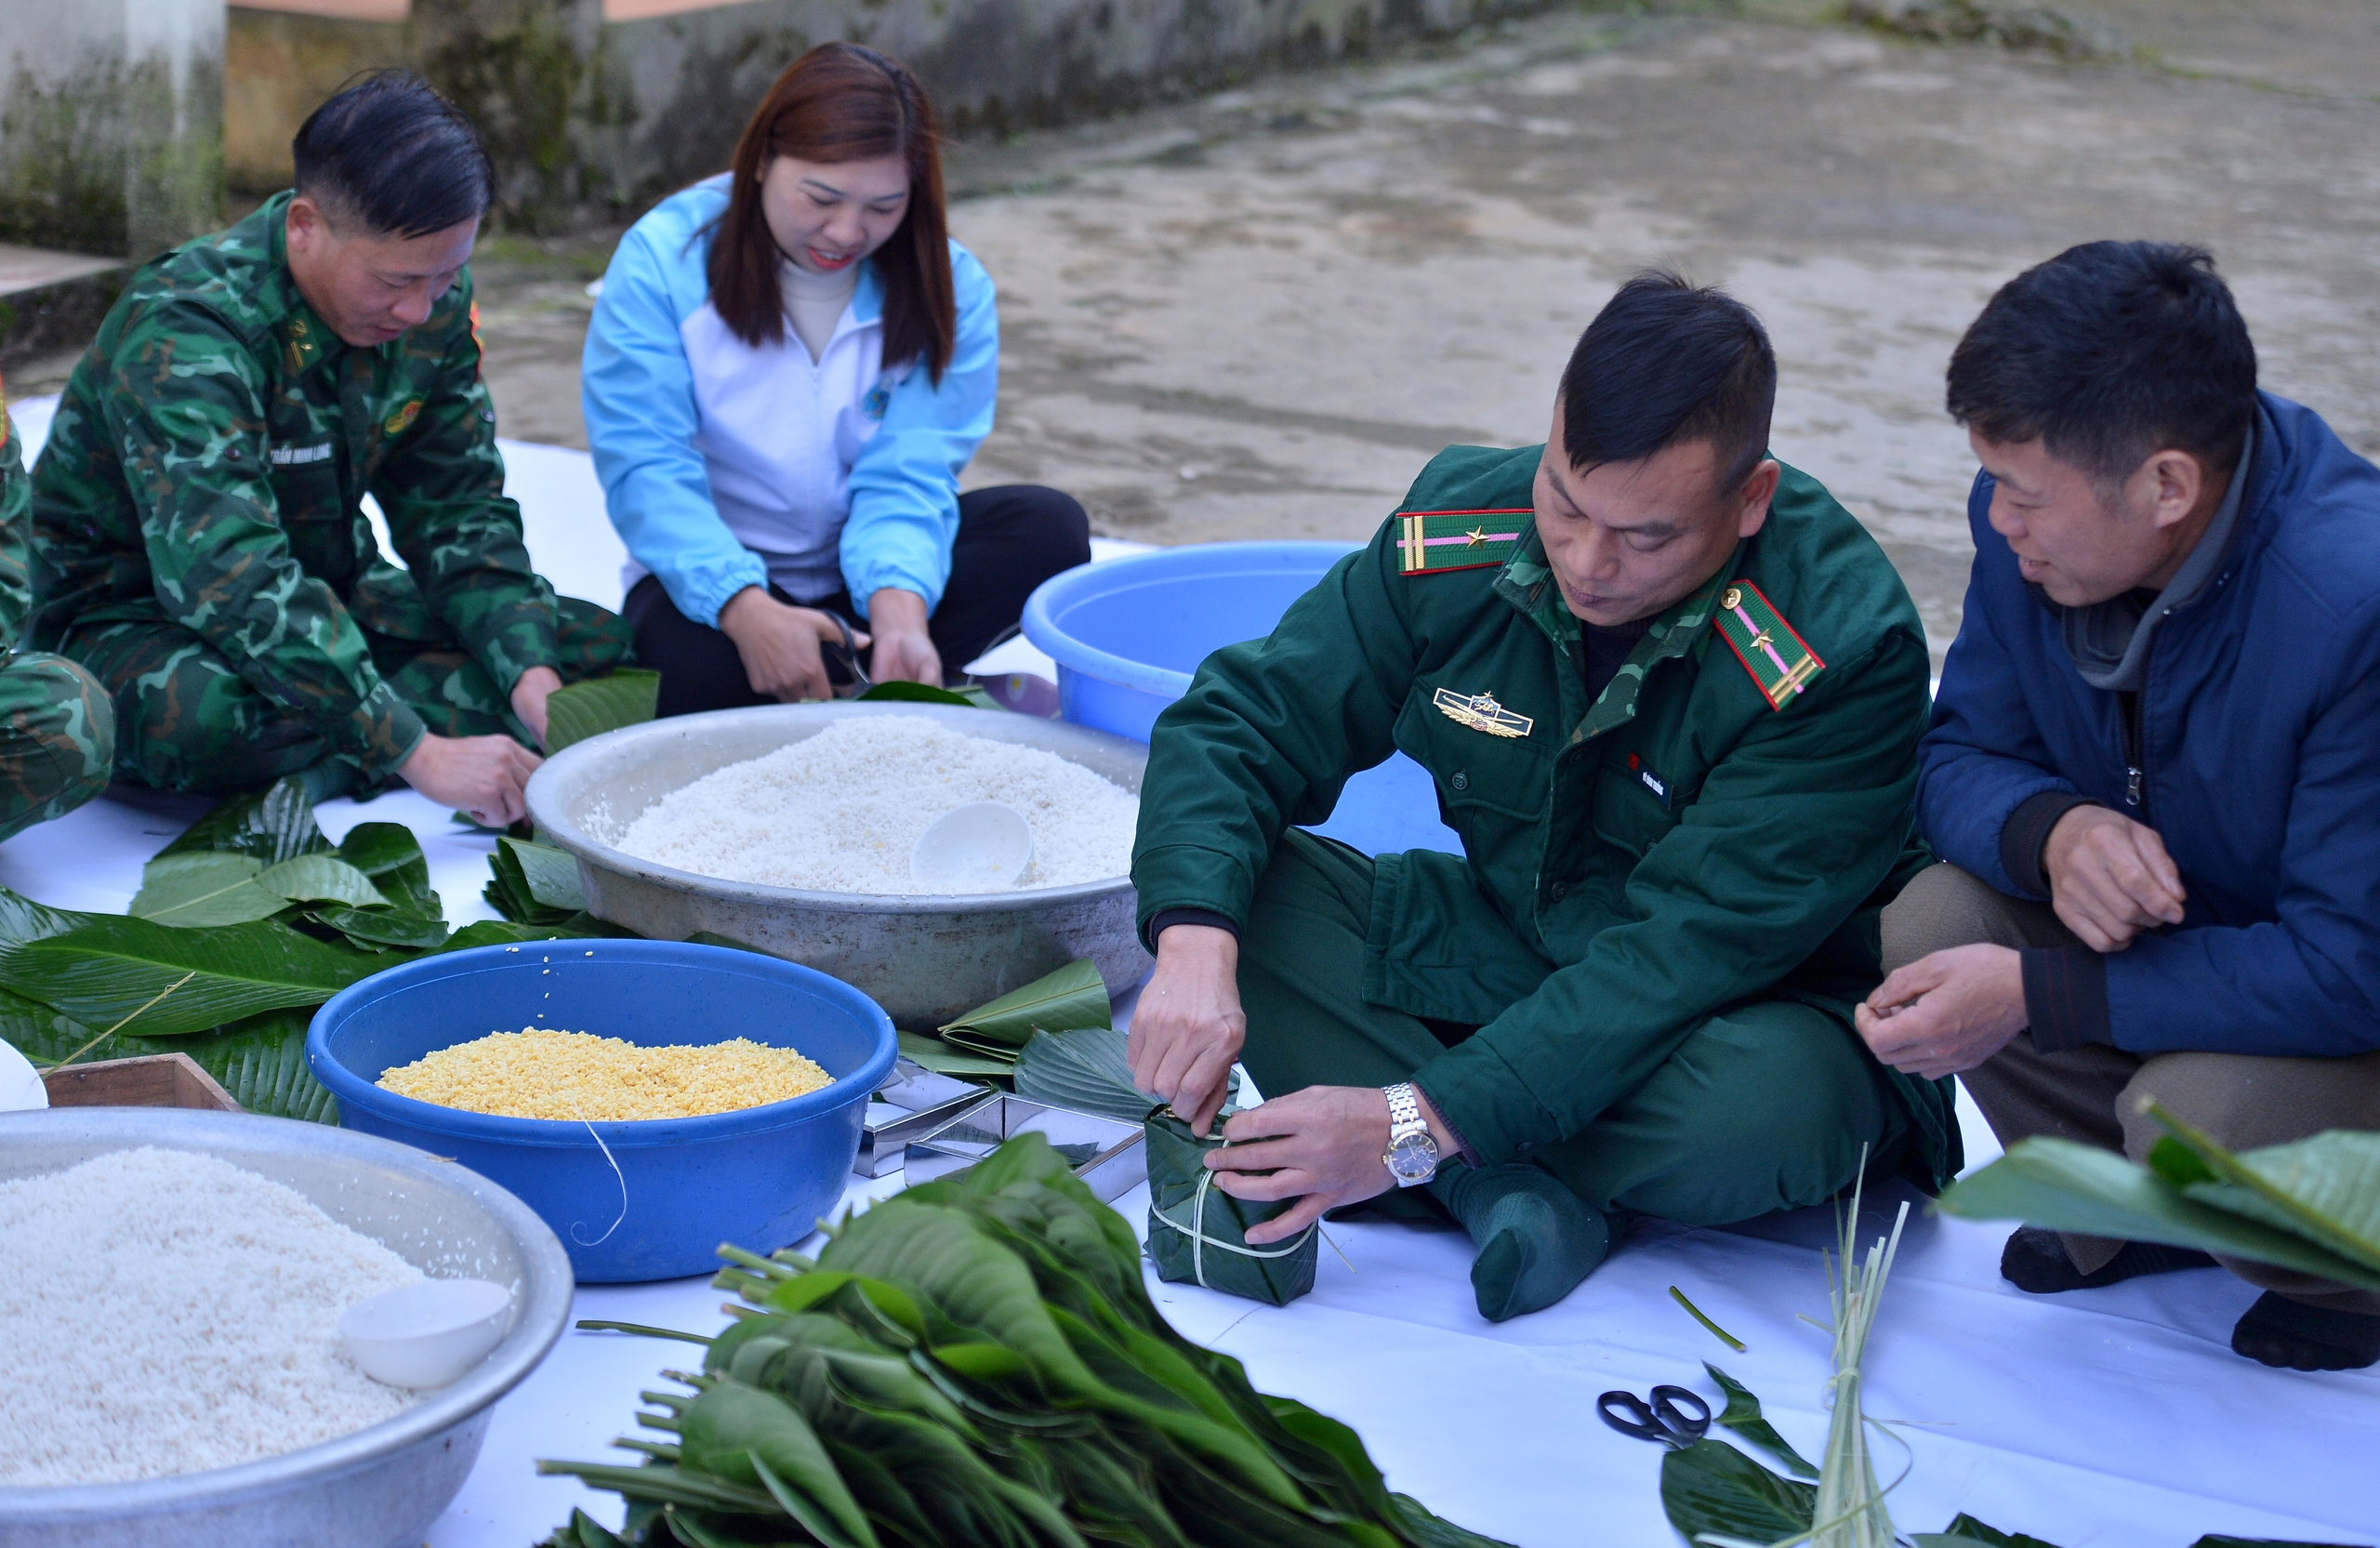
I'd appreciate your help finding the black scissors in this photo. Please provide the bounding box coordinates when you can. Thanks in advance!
[1597,1385,1711,1449]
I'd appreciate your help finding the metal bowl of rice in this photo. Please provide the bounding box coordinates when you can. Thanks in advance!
[0,1106,573,1548]
[526,702,1153,1028]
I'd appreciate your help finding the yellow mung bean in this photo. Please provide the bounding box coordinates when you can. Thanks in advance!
[376,1027,832,1121]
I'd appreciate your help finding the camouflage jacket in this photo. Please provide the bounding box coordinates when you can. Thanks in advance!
[28,192,558,777]
[0,384,27,648]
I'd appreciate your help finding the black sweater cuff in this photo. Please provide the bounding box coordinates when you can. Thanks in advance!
[1147,907,1239,946]
[2021,947,2112,1052]
[2002,790,2102,897]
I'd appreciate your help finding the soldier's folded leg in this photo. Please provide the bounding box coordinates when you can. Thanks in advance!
[0,652,116,841]
[1235,830,1614,1320]
[1528,997,1913,1229]
[368,595,638,743]
[68,618,340,793]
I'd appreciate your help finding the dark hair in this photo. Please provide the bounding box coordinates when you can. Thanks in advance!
[708,44,956,382]
[292,71,495,239]
[1946,242,2257,483]
[1559,270,1776,491]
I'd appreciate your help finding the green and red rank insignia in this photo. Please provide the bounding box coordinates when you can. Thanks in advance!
[1712,579,1824,709]
[1396,509,1530,575]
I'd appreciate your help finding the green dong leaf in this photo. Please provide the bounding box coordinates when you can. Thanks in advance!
[1700,1366,1818,1480]
[128,853,290,927]
[1911,1512,2065,1547]
[158,775,331,865]
[0,915,387,1040]
[896,1029,1020,1082]
[1936,1136,2380,1290]
[1012,1026,1163,1125]
[504,838,589,913]
[1658,1438,1814,1546]
[310,905,451,950]
[0,999,337,1122]
[336,822,435,911]
[544,668,661,754]
[257,853,389,908]
[856,681,998,710]
[937,958,1111,1049]
[2141,1103,2380,1279]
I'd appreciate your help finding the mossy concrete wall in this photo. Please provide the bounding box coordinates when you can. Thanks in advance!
[1,0,226,259]
[227,0,1562,231]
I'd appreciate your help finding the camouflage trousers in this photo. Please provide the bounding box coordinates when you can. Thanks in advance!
[0,652,115,843]
[69,597,632,798]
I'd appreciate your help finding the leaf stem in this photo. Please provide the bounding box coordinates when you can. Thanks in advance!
[35,970,199,1076]
[1669,1285,1746,1352]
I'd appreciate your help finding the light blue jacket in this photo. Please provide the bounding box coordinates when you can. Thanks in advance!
[582,177,998,627]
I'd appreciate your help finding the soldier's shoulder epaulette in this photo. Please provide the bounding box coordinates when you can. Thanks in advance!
[1712,579,1825,709]
[1394,508,1529,575]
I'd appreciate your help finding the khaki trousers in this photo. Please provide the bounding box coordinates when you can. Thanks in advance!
[1883,862,2380,1313]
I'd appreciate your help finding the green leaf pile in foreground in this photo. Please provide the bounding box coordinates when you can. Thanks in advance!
[540,1132,1514,1548]
[1935,1106,2380,1290]
[0,778,628,1121]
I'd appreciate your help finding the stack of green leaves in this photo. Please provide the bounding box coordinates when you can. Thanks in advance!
[1935,1102,2380,1292]
[540,1131,1514,1548]
[0,776,632,1120]
[486,836,592,925]
[895,959,1115,1084]
[1144,1110,1318,1307]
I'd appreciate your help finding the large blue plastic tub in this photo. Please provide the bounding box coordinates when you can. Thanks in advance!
[1022,541,1460,855]
[308,941,897,1283]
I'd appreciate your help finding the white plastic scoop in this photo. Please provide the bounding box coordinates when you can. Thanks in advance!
[910,800,1035,893]
[0,1040,46,1113]
[339,1277,512,1390]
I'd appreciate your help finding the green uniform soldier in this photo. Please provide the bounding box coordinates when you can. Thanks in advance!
[0,390,114,841]
[29,72,628,827]
[1127,274,1959,1321]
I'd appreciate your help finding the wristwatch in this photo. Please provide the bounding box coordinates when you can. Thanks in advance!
[1382,1081,1440,1187]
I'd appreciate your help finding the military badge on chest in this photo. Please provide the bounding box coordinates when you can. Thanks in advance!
[1434,687,1533,739]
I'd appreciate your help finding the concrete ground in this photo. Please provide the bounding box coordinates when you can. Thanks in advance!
[11,1,2375,663]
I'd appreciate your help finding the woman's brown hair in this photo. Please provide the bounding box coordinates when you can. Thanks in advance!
[707,43,956,382]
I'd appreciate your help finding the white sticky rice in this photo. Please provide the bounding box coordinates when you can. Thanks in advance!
[616,716,1139,893]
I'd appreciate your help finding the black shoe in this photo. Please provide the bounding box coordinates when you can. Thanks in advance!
[1999,1226,2216,1293]
[2231,1290,2380,1371]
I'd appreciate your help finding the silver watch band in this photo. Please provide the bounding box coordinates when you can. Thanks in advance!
[1385,1081,1421,1130]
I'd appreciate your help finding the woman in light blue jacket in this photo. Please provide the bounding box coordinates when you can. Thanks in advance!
[583,43,1086,715]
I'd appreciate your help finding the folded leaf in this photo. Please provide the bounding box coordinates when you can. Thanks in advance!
[506,838,589,913]
[311,905,451,950]
[896,1030,1021,1082]
[545,668,662,754]
[1935,1136,2380,1290]
[856,681,998,710]
[337,822,436,911]
[129,853,291,928]
[258,853,390,909]
[439,917,633,954]
[1701,1365,1818,1480]
[1658,1438,1813,1546]
[938,959,1110,1048]
[1013,1027,1162,1126]
[937,1029,1024,1066]
[159,775,330,865]
[0,916,386,1040]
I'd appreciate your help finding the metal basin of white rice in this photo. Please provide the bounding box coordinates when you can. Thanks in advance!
[0,1108,573,1548]
[525,703,1153,1028]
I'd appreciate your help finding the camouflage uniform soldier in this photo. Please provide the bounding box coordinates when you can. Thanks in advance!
[29,72,628,827]
[0,390,113,840]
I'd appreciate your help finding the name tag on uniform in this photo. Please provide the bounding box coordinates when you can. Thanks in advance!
[1434,687,1532,739]
[1628,752,1670,808]
[269,443,334,467]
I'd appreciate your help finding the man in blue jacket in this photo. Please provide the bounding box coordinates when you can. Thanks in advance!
[1858,242,2380,1371]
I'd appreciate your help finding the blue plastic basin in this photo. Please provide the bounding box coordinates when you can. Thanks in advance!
[308,941,896,1283]
[1022,541,1460,855]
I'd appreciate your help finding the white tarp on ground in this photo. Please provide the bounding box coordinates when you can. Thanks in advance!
[4,403,2373,1546]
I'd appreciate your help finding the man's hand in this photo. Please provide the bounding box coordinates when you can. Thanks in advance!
[1128,924,1245,1136]
[1207,1085,1462,1244]
[1856,943,2028,1079]
[866,588,941,686]
[399,732,542,828]
[2042,803,2186,951]
[509,666,562,748]
[718,587,868,703]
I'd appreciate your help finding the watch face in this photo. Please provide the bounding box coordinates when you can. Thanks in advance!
[1387,1131,1437,1181]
